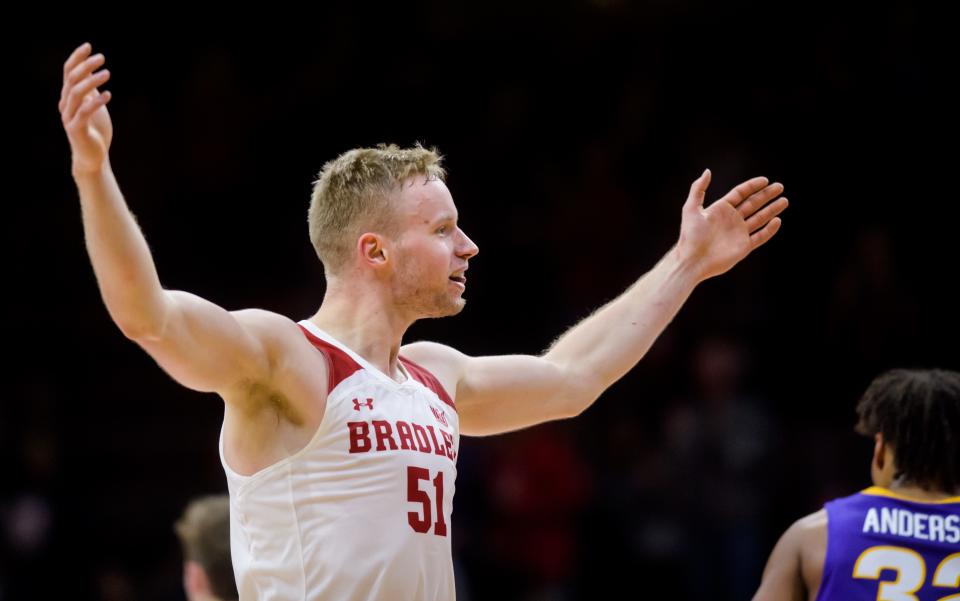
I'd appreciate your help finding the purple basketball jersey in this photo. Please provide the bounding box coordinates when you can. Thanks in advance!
[815,487,960,600]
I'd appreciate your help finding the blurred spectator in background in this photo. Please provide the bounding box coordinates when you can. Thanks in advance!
[175,495,237,601]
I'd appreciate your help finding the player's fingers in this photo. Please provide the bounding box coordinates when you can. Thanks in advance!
[750,217,782,249]
[62,70,110,123]
[62,42,92,80]
[61,51,103,111]
[745,197,789,233]
[738,183,785,219]
[720,176,769,208]
[683,169,712,213]
[71,90,112,128]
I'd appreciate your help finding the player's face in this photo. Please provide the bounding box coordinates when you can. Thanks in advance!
[390,176,479,318]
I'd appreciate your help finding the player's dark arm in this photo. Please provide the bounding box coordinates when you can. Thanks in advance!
[752,518,808,601]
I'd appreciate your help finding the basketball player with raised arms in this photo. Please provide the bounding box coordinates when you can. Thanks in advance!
[59,43,788,600]
[752,369,960,601]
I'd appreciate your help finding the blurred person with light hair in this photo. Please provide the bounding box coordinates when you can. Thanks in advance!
[175,495,238,601]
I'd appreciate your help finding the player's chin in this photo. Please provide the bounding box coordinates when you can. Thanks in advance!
[431,296,466,318]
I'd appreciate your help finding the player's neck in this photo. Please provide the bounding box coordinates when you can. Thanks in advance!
[309,287,413,383]
[885,479,959,501]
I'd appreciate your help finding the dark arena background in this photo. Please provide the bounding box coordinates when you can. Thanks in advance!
[5,3,956,599]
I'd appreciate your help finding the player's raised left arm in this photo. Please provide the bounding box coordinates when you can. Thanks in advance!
[405,171,787,436]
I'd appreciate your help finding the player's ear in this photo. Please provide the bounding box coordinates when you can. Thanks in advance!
[871,433,896,487]
[358,233,388,267]
[873,433,885,470]
[184,560,213,596]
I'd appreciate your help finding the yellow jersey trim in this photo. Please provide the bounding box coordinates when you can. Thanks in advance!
[861,486,960,505]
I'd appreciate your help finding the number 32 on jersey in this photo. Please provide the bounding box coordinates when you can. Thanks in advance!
[853,547,960,601]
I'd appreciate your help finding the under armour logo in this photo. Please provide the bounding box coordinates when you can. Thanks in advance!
[353,398,374,411]
[430,405,448,426]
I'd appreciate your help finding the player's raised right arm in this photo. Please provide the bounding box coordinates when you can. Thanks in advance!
[60,43,276,395]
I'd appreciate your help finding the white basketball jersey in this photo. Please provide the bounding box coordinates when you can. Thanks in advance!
[220,320,460,600]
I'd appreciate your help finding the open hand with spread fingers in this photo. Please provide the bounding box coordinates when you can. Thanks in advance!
[676,169,789,281]
[59,42,113,177]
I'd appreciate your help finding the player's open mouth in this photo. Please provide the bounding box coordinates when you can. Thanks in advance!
[449,276,466,284]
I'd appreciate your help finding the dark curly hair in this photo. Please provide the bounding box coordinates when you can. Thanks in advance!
[855,369,960,493]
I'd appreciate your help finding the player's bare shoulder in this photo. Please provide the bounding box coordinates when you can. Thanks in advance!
[230,309,307,350]
[777,509,828,553]
[400,341,467,401]
[753,509,827,601]
[794,509,828,600]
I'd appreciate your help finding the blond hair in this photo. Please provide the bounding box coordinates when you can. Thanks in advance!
[308,144,446,273]
[175,495,237,600]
